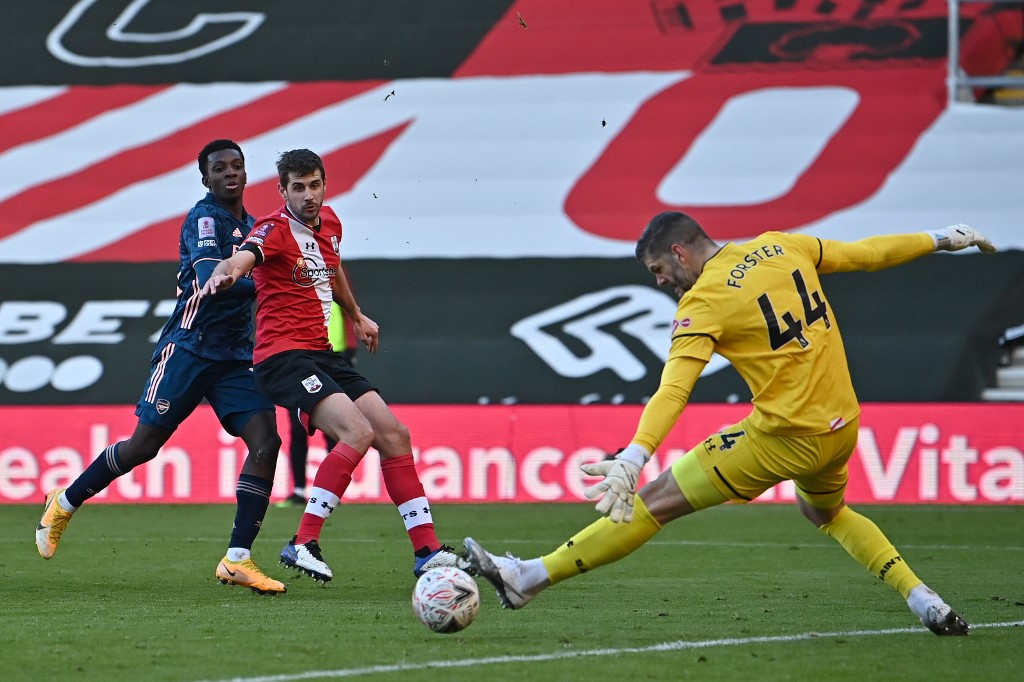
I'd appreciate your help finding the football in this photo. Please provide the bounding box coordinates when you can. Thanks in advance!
[411,566,480,633]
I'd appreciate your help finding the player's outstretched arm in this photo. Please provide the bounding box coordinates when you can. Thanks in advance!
[579,354,704,522]
[818,224,997,274]
[200,250,257,298]
[929,224,997,253]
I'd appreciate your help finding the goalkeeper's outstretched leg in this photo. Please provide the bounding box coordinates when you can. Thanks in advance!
[465,474,681,609]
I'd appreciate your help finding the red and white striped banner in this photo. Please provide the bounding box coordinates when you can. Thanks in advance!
[2,1,1022,263]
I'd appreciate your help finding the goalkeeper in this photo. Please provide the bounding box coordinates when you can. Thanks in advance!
[466,214,995,636]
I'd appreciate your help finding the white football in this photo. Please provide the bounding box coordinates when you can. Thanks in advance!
[412,566,480,633]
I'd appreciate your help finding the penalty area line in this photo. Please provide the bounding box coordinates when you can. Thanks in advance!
[198,619,1024,682]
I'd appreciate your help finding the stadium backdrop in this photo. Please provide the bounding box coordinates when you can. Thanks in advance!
[1,1,1021,504]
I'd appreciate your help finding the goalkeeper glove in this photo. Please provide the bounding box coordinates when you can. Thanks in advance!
[580,444,649,523]
[928,224,996,253]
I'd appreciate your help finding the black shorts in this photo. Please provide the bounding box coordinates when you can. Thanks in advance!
[254,349,377,431]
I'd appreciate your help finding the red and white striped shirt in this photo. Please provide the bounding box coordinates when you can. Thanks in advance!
[242,204,343,364]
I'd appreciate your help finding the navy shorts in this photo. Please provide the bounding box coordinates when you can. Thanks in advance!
[136,342,274,437]
[254,349,377,433]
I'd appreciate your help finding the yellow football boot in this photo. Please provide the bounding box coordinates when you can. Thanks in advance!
[216,557,287,595]
[36,488,74,559]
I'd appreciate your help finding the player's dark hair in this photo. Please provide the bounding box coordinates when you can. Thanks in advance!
[635,211,710,261]
[198,139,244,177]
[277,149,326,187]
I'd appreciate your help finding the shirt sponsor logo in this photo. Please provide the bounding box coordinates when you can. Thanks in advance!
[291,259,337,287]
[198,217,215,238]
[301,374,323,393]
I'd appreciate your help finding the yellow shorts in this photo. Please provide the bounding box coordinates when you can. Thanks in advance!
[671,416,860,511]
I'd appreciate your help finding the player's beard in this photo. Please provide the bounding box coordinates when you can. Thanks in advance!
[301,202,320,222]
[289,198,322,225]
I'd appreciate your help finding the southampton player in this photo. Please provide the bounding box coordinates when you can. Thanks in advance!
[466,213,996,636]
[202,148,469,583]
[35,140,287,595]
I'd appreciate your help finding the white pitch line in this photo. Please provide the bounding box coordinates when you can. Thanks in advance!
[196,620,1024,682]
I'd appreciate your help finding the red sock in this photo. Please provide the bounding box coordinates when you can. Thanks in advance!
[296,442,363,545]
[380,454,440,553]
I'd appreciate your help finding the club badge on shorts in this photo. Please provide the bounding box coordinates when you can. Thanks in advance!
[301,374,323,393]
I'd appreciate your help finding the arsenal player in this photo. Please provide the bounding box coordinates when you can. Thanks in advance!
[36,140,286,595]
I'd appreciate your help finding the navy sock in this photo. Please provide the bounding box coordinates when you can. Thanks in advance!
[229,474,272,551]
[65,442,128,508]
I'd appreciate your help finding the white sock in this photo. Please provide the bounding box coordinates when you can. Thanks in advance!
[57,491,78,513]
[226,548,251,562]
[907,584,943,619]
[294,487,305,496]
[518,558,552,595]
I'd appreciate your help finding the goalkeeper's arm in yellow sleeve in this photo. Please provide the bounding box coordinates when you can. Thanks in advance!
[581,353,706,523]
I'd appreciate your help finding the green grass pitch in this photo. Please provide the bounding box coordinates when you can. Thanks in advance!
[3,502,1022,681]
